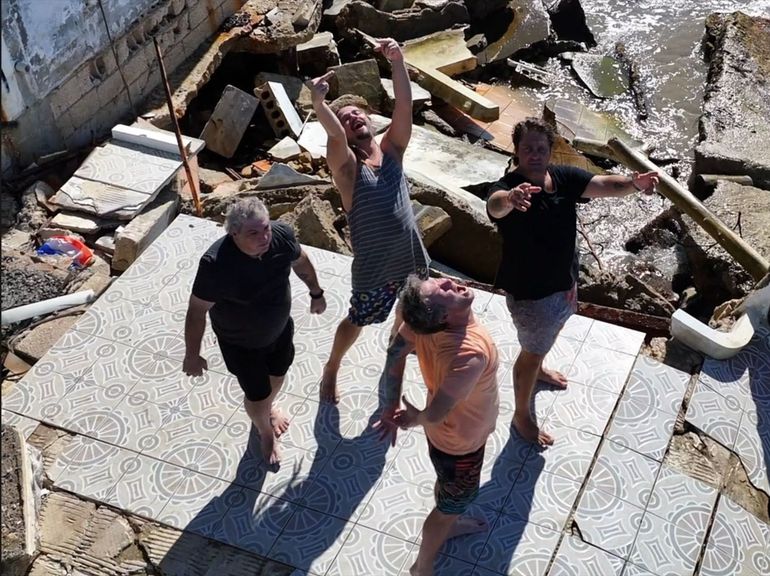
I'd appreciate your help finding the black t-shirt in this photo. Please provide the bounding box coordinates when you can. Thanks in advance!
[192,221,301,348]
[487,165,594,300]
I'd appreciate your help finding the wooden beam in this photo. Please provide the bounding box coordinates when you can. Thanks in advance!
[608,137,769,281]
[577,302,670,336]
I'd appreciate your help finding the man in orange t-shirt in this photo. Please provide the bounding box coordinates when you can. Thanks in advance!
[375,274,500,576]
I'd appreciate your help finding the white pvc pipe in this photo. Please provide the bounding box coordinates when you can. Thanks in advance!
[1,290,95,325]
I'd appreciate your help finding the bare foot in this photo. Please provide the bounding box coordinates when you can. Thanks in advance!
[320,365,340,404]
[409,563,432,576]
[512,413,554,446]
[270,407,290,438]
[538,366,568,389]
[260,433,281,467]
[447,516,489,540]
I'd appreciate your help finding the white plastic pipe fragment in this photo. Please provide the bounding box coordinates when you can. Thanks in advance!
[1,290,95,325]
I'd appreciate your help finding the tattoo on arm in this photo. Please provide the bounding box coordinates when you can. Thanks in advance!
[380,334,411,406]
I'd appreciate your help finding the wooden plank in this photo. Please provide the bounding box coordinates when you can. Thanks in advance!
[408,63,499,122]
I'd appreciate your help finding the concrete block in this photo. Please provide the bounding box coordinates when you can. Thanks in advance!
[95,72,126,108]
[256,82,304,139]
[411,200,452,248]
[329,59,386,110]
[120,47,151,86]
[95,232,117,254]
[188,0,218,29]
[77,271,113,297]
[200,85,259,158]
[256,163,329,189]
[403,29,477,76]
[268,136,302,161]
[297,31,340,76]
[381,78,431,108]
[410,64,498,122]
[50,212,104,235]
[112,186,180,271]
[64,90,100,131]
[15,317,79,363]
[185,18,218,52]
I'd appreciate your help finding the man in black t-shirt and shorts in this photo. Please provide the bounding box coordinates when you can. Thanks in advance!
[183,198,327,465]
[487,118,659,446]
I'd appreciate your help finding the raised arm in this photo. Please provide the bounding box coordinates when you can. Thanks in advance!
[183,294,214,376]
[582,171,659,199]
[378,38,412,160]
[487,182,541,219]
[308,72,356,207]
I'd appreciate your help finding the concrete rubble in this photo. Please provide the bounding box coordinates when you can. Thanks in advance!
[200,85,260,158]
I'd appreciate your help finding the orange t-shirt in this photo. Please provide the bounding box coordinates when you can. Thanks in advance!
[413,317,500,455]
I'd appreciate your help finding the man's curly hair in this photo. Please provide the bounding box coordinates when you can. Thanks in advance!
[329,94,370,117]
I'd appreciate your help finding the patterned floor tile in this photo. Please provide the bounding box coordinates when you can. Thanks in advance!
[560,314,594,342]
[588,440,660,510]
[623,355,689,416]
[157,470,233,532]
[569,344,637,395]
[475,515,561,576]
[543,335,584,378]
[180,370,242,426]
[220,488,297,557]
[1,366,69,423]
[141,413,221,468]
[645,465,717,533]
[525,423,601,483]
[574,484,645,558]
[0,409,39,439]
[440,503,499,564]
[55,383,125,435]
[686,381,743,449]
[328,523,413,576]
[584,321,644,356]
[94,393,166,452]
[387,429,438,488]
[627,512,703,576]
[131,330,187,364]
[486,412,536,462]
[324,421,402,476]
[606,395,675,461]
[190,419,253,482]
[476,448,526,513]
[503,467,582,532]
[126,362,198,404]
[74,300,184,347]
[268,507,353,575]
[711,497,770,575]
[102,454,180,518]
[546,381,618,435]
[549,536,624,576]
[619,563,657,576]
[55,440,138,501]
[733,414,770,495]
[478,317,522,364]
[356,471,435,543]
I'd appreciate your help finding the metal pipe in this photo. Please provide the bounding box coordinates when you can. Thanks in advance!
[608,137,769,281]
[152,37,202,217]
[1,291,95,325]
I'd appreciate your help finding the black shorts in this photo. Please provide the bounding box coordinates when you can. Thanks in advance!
[428,439,485,515]
[217,318,295,402]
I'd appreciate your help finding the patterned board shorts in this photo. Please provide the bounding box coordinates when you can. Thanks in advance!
[506,284,577,356]
[428,440,485,515]
[347,269,429,327]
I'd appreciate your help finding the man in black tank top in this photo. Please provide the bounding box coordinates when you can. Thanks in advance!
[487,118,659,447]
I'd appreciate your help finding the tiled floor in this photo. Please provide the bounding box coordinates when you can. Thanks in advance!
[2,214,769,575]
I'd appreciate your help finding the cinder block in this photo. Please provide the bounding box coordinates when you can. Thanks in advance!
[185,18,218,52]
[256,82,303,138]
[201,85,259,157]
[187,0,217,29]
[96,72,125,108]
[113,185,180,271]
[65,89,100,130]
[49,67,95,117]
[121,47,151,86]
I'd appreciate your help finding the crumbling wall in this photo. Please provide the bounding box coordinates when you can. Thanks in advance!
[0,0,244,175]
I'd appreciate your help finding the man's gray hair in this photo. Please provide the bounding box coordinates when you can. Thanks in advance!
[224,197,269,234]
[399,274,448,335]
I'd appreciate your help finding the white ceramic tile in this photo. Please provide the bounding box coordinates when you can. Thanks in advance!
[733,413,770,495]
[141,413,221,468]
[0,409,39,439]
[525,423,601,483]
[686,381,742,449]
[569,344,637,395]
[438,503,498,565]
[607,394,675,461]
[645,465,717,533]
[157,470,232,532]
[220,488,296,557]
[268,507,353,575]
[475,515,561,576]
[550,536,624,576]
[328,523,412,576]
[559,314,594,342]
[574,483,645,559]
[584,321,645,356]
[628,512,703,576]
[103,454,180,519]
[624,355,689,416]
[476,448,525,513]
[504,467,582,532]
[55,440,138,502]
[712,497,770,575]
[546,381,618,435]
[588,440,660,510]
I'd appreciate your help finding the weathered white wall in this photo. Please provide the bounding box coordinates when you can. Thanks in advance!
[1,0,243,175]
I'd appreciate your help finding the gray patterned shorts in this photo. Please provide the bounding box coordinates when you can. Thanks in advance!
[506,284,577,356]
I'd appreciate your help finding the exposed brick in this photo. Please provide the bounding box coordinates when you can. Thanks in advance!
[120,46,151,87]
[95,72,125,108]
[49,67,96,117]
[63,89,100,132]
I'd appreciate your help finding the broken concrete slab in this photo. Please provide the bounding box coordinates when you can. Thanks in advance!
[329,59,386,110]
[257,81,304,139]
[50,212,105,235]
[544,98,643,148]
[112,186,180,272]
[200,85,260,158]
[570,53,629,99]
[336,0,469,42]
[381,78,431,109]
[112,124,205,157]
[279,195,351,255]
[476,0,551,65]
[1,425,37,576]
[297,31,340,76]
[198,167,233,194]
[402,29,477,76]
[256,163,329,189]
[1,230,34,252]
[15,317,79,363]
[695,12,770,189]
[411,200,451,248]
[52,177,153,220]
[410,64,499,122]
[268,136,302,161]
